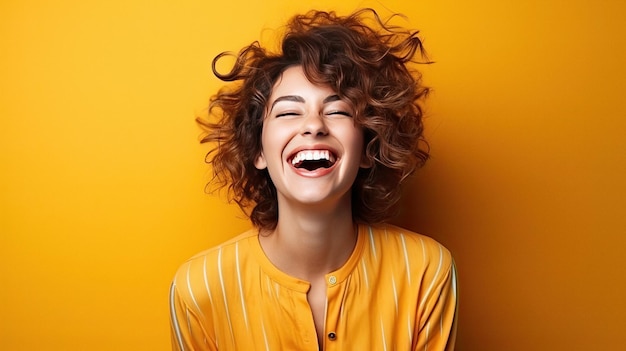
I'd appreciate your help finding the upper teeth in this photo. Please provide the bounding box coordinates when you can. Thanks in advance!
[291,150,331,165]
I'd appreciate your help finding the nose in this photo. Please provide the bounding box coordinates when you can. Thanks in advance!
[300,111,329,137]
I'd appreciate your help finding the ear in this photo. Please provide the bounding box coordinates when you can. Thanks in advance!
[360,153,373,169]
[359,137,373,169]
[254,151,267,170]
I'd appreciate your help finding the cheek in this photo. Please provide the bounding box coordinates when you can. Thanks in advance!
[347,128,370,168]
[346,127,365,152]
[256,125,285,167]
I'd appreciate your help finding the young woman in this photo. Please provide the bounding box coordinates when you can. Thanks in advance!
[170,8,457,350]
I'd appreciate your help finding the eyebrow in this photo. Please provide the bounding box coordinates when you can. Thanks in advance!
[269,94,342,113]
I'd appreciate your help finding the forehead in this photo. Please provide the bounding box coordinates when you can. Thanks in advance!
[269,66,335,99]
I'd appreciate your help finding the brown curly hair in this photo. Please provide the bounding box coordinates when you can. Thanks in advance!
[197,8,431,230]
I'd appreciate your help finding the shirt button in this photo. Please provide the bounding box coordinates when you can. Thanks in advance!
[328,332,337,341]
[328,275,337,285]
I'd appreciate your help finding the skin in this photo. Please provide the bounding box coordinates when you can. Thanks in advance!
[254,65,370,347]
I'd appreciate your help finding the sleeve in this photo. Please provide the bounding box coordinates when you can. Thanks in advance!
[169,279,217,351]
[413,255,459,351]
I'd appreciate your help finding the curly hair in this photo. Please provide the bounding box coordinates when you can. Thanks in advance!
[197,8,431,230]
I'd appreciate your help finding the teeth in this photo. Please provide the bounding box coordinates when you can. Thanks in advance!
[291,150,333,166]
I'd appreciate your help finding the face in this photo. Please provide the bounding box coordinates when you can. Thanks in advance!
[255,65,369,209]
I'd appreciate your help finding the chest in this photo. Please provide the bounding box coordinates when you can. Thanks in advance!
[307,279,328,347]
[209,271,420,350]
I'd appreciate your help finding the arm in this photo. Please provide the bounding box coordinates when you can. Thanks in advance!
[414,258,459,351]
[169,281,217,351]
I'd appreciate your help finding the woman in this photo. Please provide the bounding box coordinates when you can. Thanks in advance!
[170,8,457,350]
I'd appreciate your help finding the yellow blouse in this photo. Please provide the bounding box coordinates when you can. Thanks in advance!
[170,224,457,350]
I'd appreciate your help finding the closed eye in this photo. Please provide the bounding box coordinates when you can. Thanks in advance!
[275,112,300,117]
[326,110,353,117]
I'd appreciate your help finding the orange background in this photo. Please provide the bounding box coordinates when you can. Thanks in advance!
[1,0,625,350]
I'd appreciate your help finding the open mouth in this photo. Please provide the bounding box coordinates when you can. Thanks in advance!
[289,150,337,171]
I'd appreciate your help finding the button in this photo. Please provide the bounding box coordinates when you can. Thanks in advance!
[328,332,337,341]
[328,275,337,285]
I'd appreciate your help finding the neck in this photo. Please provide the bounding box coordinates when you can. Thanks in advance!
[259,196,358,281]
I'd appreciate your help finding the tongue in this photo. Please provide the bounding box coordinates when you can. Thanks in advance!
[296,160,332,171]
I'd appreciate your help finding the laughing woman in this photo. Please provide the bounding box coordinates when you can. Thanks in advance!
[170,8,457,351]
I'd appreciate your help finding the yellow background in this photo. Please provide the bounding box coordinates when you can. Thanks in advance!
[2,0,625,350]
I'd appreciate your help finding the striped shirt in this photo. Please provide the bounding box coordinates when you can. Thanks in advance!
[170,223,458,350]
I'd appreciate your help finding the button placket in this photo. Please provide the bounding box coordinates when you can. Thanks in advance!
[324,274,343,348]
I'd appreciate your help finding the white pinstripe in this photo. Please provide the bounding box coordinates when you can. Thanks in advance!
[380,316,388,351]
[424,321,431,351]
[400,233,412,285]
[391,274,398,316]
[419,237,427,266]
[369,226,377,261]
[235,243,250,331]
[407,313,413,347]
[361,260,370,290]
[202,256,214,309]
[217,248,235,344]
[419,245,444,313]
[260,316,270,351]
[186,309,192,339]
[169,282,185,351]
[202,256,217,348]
[186,265,203,318]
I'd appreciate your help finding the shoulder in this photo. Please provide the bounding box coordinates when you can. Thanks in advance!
[366,223,450,253]
[364,223,454,273]
[172,228,258,291]
[186,228,257,264]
